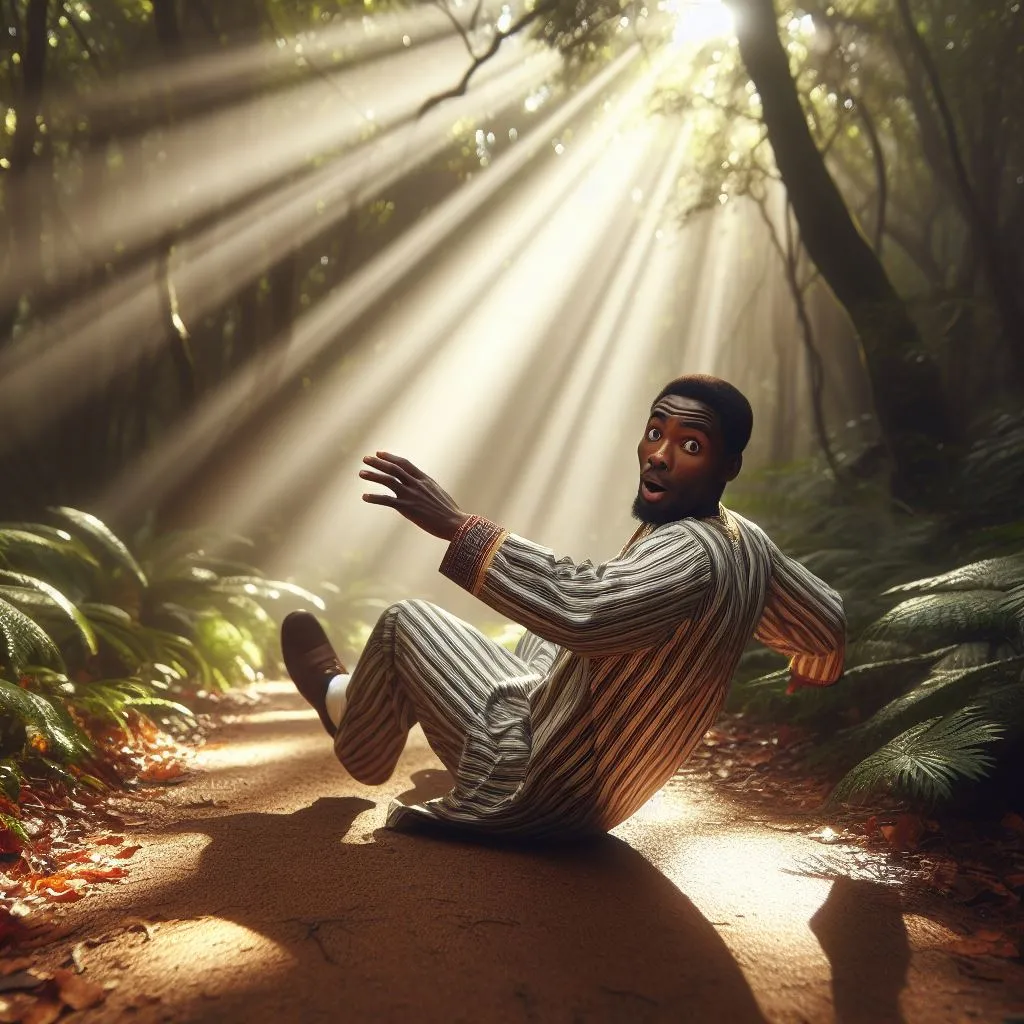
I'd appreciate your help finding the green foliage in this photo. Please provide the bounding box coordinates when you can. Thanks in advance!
[0,507,324,800]
[729,454,1024,808]
[828,708,1003,805]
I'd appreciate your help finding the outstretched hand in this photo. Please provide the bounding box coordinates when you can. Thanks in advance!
[360,452,471,541]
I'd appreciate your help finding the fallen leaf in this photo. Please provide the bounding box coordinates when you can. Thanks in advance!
[0,973,44,996]
[66,867,127,883]
[880,814,925,852]
[948,929,1020,958]
[113,846,141,860]
[0,962,33,978]
[1001,812,1024,836]
[90,836,125,847]
[53,969,105,1010]
[20,998,63,1024]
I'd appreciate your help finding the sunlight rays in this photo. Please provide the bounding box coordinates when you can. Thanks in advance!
[97,47,645,529]
[0,30,531,309]
[4,2,869,609]
[0,34,555,454]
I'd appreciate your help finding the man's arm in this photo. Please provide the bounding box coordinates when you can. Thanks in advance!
[358,451,711,657]
[440,516,712,657]
[754,541,846,692]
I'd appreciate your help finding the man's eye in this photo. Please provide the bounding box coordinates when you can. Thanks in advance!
[682,439,701,454]
[646,428,661,441]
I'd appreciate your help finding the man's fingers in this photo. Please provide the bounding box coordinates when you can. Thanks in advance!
[376,451,424,478]
[363,454,413,483]
[359,469,401,491]
[362,493,400,507]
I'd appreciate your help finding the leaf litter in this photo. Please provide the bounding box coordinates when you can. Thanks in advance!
[679,712,1024,970]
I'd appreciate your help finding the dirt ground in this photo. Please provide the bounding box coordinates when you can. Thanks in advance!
[13,683,1024,1023]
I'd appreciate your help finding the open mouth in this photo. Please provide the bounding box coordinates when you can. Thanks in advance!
[640,479,668,502]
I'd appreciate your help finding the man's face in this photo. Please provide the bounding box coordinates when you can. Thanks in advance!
[632,395,740,524]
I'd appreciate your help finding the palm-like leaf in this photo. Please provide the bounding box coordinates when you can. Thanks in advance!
[0,597,63,673]
[0,679,87,759]
[50,507,148,589]
[211,576,325,610]
[829,708,1003,805]
[868,591,1019,648]
[0,570,97,656]
[883,555,1024,596]
[820,656,1024,767]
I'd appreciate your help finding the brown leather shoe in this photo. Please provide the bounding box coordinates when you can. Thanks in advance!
[281,611,347,737]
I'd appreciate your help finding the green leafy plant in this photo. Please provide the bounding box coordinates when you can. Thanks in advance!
[0,508,327,805]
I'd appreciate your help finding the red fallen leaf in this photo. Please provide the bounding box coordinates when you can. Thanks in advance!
[90,836,126,847]
[948,929,1020,958]
[880,813,925,852]
[864,815,880,839]
[113,846,141,860]
[1001,812,1024,835]
[21,996,64,1024]
[37,887,84,905]
[27,876,69,893]
[65,867,127,884]
[0,958,34,976]
[1005,873,1024,888]
[53,969,105,1011]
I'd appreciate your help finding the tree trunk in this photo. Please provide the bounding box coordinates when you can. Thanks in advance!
[894,0,1024,385]
[728,0,956,500]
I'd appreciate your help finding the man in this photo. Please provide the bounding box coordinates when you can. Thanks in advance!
[281,374,845,839]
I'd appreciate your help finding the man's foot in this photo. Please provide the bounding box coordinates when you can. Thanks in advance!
[281,611,347,737]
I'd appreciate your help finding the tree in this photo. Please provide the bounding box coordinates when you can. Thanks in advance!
[716,0,958,497]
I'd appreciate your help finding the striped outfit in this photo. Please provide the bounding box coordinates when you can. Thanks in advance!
[332,506,845,839]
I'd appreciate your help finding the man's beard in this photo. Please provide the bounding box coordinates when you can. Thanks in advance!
[631,491,687,525]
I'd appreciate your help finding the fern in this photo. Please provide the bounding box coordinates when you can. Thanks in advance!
[0,679,88,760]
[867,591,1019,648]
[0,570,98,656]
[50,507,148,589]
[211,576,325,610]
[823,656,1024,766]
[883,555,1024,595]
[829,708,1003,805]
[0,597,63,673]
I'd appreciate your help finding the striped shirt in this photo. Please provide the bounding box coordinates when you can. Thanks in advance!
[386,506,845,838]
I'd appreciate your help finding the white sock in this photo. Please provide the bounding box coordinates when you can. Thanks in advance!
[325,673,350,729]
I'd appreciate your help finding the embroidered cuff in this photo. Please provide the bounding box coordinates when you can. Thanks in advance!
[440,515,508,595]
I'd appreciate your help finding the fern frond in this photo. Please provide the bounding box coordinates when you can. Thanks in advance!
[883,555,1024,596]
[50,507,148,589]
[0,597,63,673]
[0,679,87,759]
[829,708,1003,805]
[0,570,98,656]
[822,656,1024,767]
[868,591,1018,647]
[211,576,325,611]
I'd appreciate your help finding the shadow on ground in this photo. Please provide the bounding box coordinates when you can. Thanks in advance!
[130,770,770,1023]
[810,878,910,1024]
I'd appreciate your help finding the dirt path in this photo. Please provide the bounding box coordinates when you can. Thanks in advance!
[28,684,1024,1023]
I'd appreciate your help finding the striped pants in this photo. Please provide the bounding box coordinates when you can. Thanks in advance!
[333,599,554,785]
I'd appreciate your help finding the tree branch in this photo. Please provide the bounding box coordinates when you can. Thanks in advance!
[418,0,558,117]
[433,0,476,60]
[61,1,100,65]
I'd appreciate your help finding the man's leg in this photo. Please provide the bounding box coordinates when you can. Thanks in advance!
[335,599,534,785]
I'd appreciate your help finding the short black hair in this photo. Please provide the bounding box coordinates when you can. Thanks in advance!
[653,374,753,457]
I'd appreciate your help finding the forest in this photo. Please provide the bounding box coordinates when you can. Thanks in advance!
[0,0,1023,1012]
